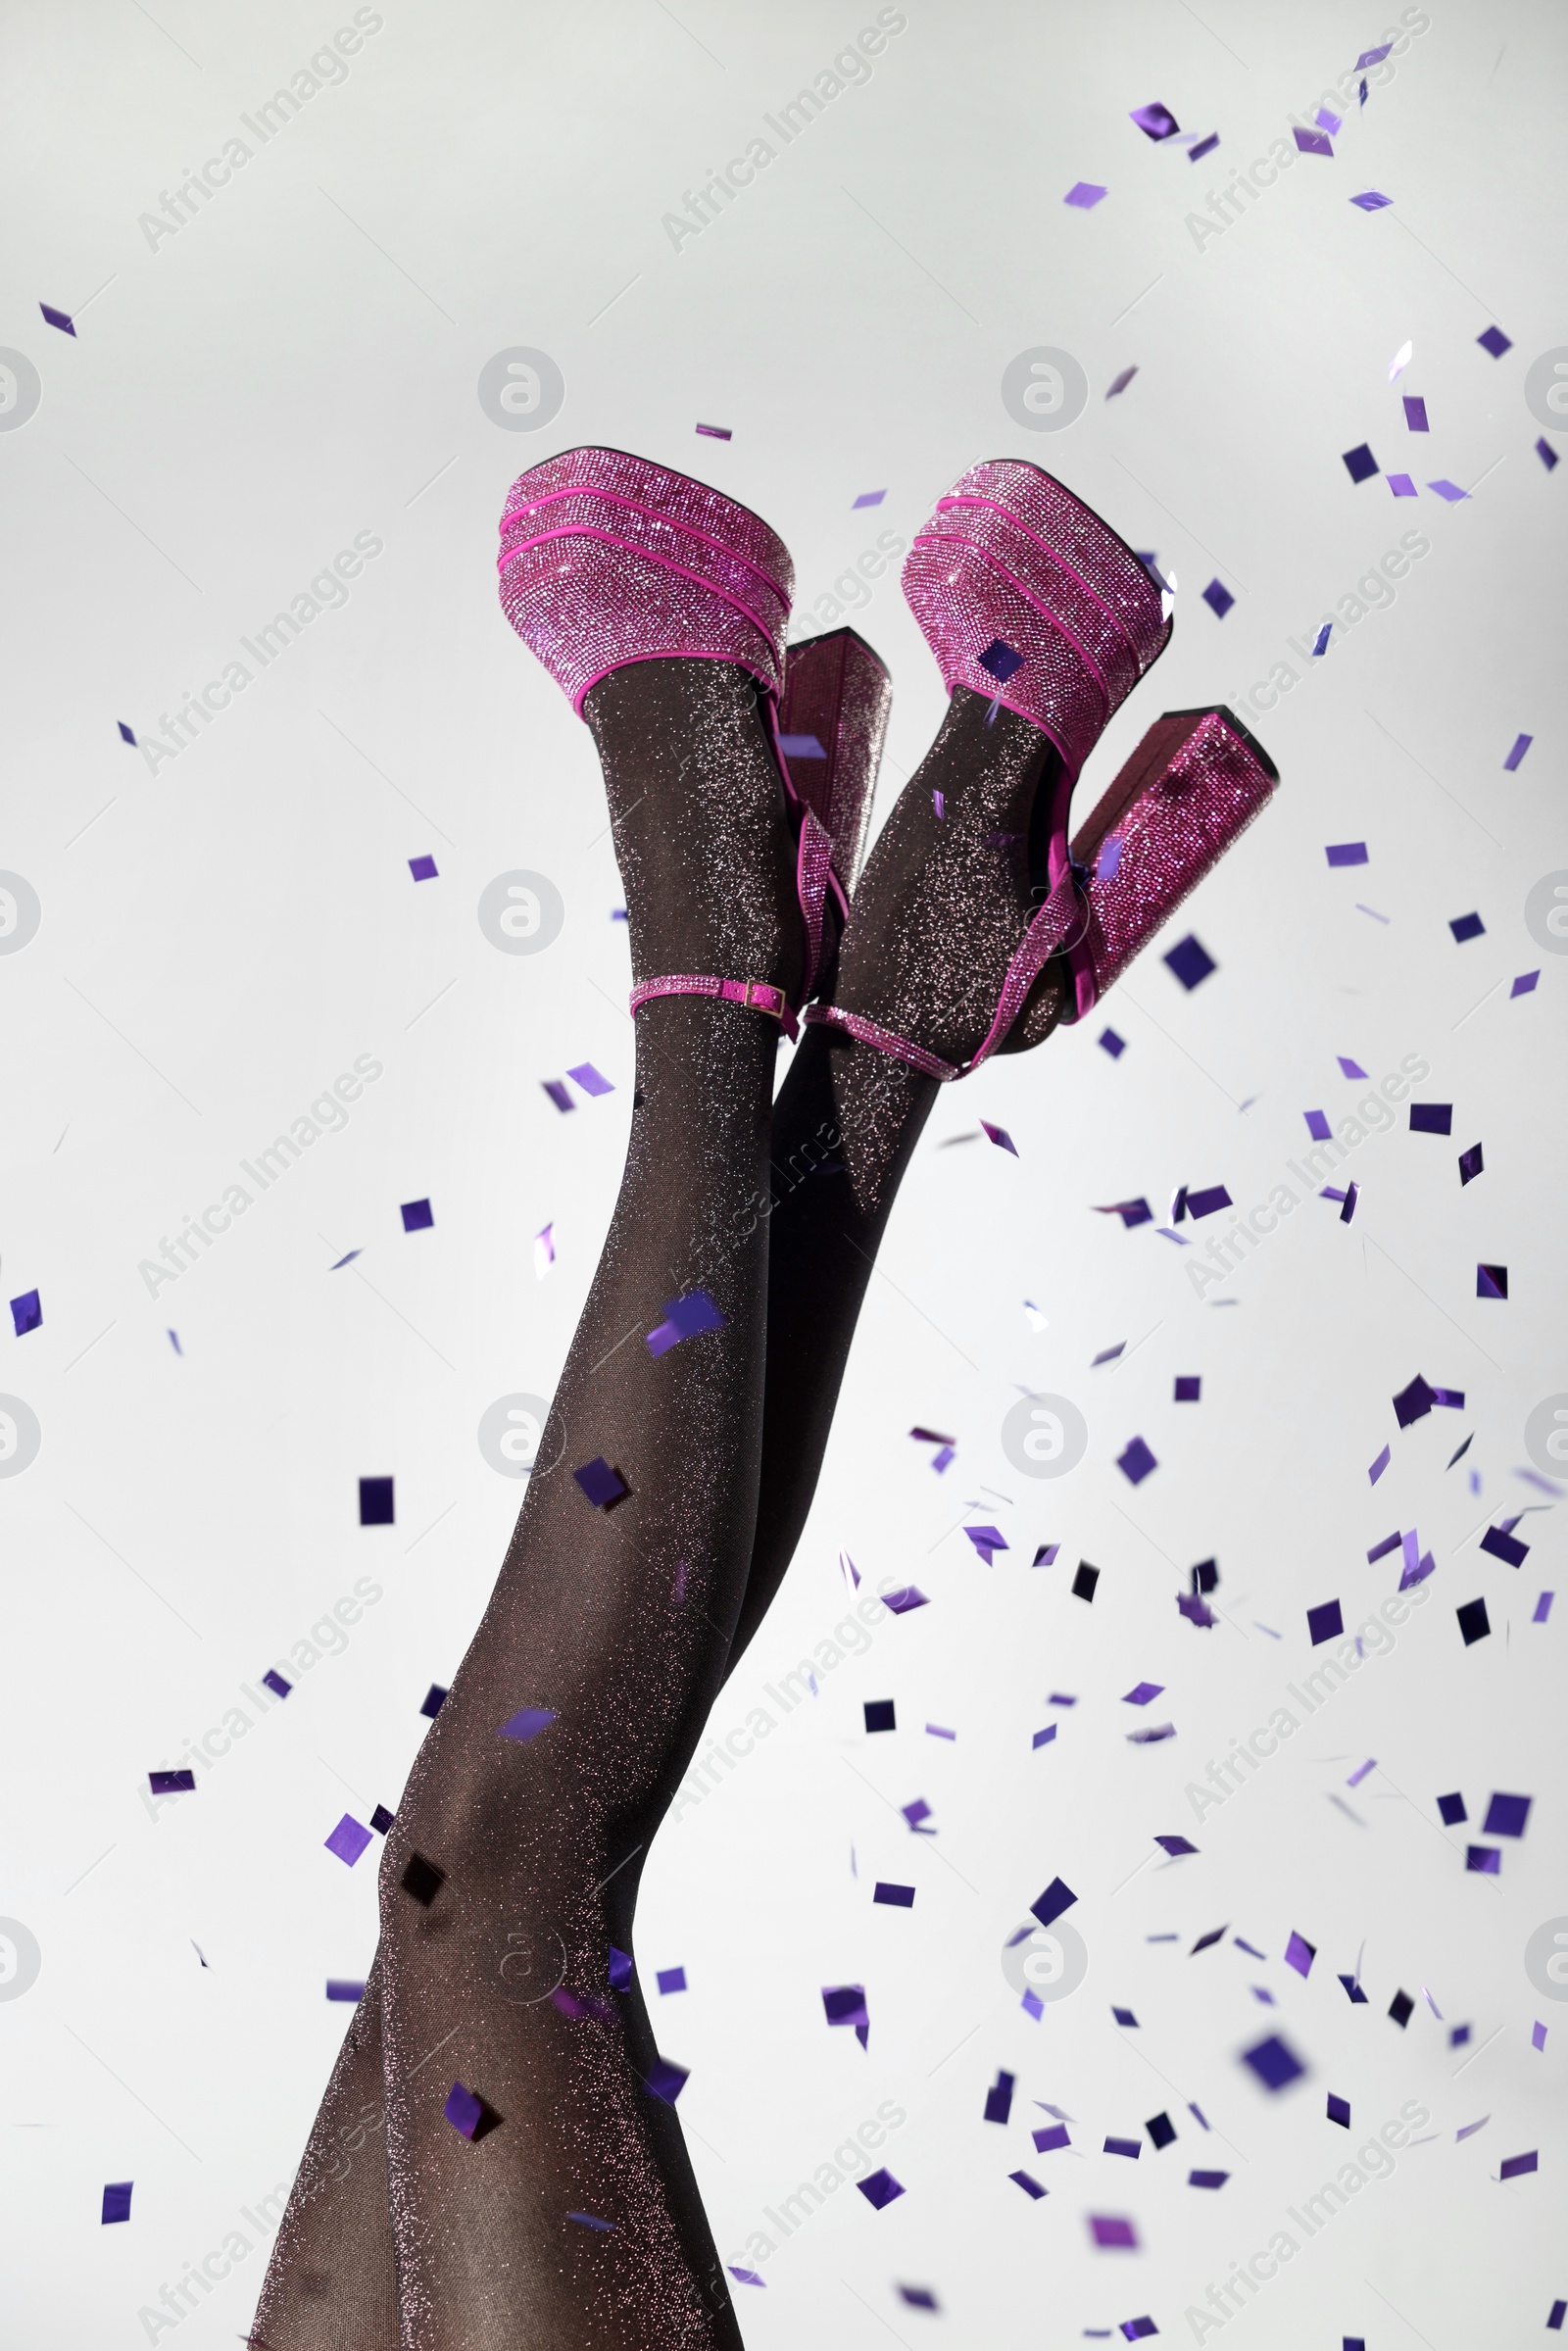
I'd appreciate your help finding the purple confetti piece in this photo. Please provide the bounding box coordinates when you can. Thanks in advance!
[1483,1791,1532,1837]
[1502,732,1532,771]
[609,1946,634,1990]
[9,1290,41,1337]
[542,1079,575,1113]
[823,1984,868,2029]
[101,2182,132,2225]
[981,1119,1018,1155]
[1031,1877,1077,1930]
[1326,841,1368,866]
[1394,1373,1437,1426]
[1340,1181,1359,1224]
[1117,1437,1157,1486]
[1307,1599,1344,1644]
[1064,181,1108,209]
[567,1061,613,1098]
[118,720,137,744]
[857,2167,906,2209]
[1409,1102,1452,1134]
[1033,2123,1071,2152]
[326,1980,366,2002]
[1387,472,1417,496]
[884,1585,929,1614]
[1499,2150,1538,2180]
[420,1684,448,1719]
[1090,2215,1139,2248]
[644,2057,690,2105]
[1201,578,1235,618]
[978,638,1024,683]
[1347,1757,1376,1787]
[1242,2033,1306,2091]
[1113,2006,1139,2028]
[695,421,731,439]
[1189,130,1219,161]
[873,1882,915,1908]
[1328,2092,1351,2128]
[1123,1682,1164,1706]
[1305,1109,1332,1141]
[261,1667,292,1699]
[1477,325,1512,358]
[1104,2136,1141,2159]
[1533,2021,1547,2052]
[1481,1526,1528,1567]
[1316,105,1343,132]
[730,2266,765,2286]
[1350,189,1393,210]
[572,1456,626,1508]
[1540,438,1560,469]
[149,1769,196,1795]
[1095,1197,1153,1226]
[1285,1932,1315,1978]
[1512,970,1540,996]
[778,733,827,759]
[1457,1596,1492,1644]
[1438,1791,1467,1825]
[1533,1592,1553,1623]
[1100,1026,1126,1057]
[400,1198,433,1233]
[1294,126,1334,156]
[1105,366,1139,398]
[1338,1054,1369,1079]
[1428,478,1471,503]
[444,2082,484,2138]
[1342,443,1380,483]
[1369,1445,1392,1485]
[40,301,75,334]
[1155,1835,1197,1856]
[1130,100,1180,138]
[852,489,886,509]
[1187,1184,1232,1218]
[898,2284,939,2310]
[498,1704,557,1743]
[1190,2169,1228,2188]
[1174,1375,1200,1401]
[568,2209,615,2230]
[1165,934,1216,989]
[409,854,438,881]
[1476,1262,1507,1298]
[1033,1543,1060,1565]
[647,1288,727,1355]
[1011,2169,1047,2198]
[1356,40,1394,64]
[1403,395,1430,431]
[324,1814,372,1867]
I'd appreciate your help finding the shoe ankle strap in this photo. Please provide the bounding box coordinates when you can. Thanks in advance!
[801,867,1086,1083]
[629,973,800,1041]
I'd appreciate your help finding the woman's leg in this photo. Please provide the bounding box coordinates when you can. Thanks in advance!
[732,686,1067,1656]
[256,658,800,2350]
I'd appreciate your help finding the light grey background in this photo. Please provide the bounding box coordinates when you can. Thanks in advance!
[2,1,1564,2343]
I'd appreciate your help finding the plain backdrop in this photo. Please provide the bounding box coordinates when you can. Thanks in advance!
[2,1,1564,2344]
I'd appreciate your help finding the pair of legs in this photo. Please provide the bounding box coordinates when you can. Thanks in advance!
[253,663,1065,2349]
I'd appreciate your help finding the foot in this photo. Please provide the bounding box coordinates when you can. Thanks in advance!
[584,660,806,1008]
[829,688,1067,1070]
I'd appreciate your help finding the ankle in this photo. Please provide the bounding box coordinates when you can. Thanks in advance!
[585,661,805,1004]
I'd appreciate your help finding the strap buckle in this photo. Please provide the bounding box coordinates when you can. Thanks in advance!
[741,979,782,1019]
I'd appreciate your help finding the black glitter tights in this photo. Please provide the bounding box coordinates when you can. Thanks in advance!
[251,676,1064,2348]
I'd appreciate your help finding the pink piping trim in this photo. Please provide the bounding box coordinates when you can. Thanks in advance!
[908,526,1114,741]
[934,492,1150,672]
[499,523,784,650]
[502,484,790,612]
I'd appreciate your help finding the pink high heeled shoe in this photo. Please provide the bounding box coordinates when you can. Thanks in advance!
[497,449,885,1038]
[805,461,1277,1080]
